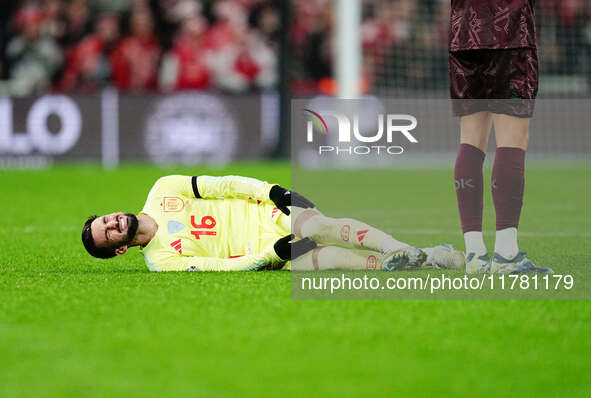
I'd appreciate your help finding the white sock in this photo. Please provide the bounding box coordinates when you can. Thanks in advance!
[464,231,487,256]
[494,227,519,259]
[380,235,408,254]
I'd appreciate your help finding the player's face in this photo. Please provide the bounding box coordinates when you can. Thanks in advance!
[91,212,139,251]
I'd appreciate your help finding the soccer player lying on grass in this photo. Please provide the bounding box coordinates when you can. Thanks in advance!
[81,175,464,271]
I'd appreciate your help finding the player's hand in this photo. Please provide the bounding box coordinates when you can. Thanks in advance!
[273,234,317,261]
[269,185,315,216]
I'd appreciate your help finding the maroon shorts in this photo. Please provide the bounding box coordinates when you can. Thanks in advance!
[449,48,539,118]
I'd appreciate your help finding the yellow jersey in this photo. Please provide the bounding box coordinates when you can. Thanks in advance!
[139,175,289,271]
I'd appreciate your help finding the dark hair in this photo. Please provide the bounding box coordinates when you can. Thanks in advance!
[81,215,117,259]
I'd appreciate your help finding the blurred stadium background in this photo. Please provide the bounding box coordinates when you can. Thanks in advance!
[1,0,590,167]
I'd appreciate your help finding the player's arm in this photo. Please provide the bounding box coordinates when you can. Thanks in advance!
[150,174,315,215]
[146,174,270,202]
[156,235,317,272]
[195,175,275,202]
[148,175,196,198]
[196,175,316,216]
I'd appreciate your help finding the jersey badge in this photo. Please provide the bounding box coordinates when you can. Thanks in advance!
[162,197,185,212]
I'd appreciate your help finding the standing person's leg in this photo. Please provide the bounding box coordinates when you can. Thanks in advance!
[490,114,529,261]
[455,112,492,272]
[486,47,552,273]
[449,49,495,273]
[490,115,551,273]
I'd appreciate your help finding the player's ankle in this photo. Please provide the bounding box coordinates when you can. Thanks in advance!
[494,227,519,259]
[380,236,408,254]
[464,231,487,255]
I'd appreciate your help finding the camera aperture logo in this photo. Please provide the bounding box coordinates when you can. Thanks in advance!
[304,108,418,155]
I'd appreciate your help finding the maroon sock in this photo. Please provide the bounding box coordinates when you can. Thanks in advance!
[454,143,485,233]
[491,147,526,230]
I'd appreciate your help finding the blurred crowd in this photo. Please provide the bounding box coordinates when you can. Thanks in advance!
[290,0,591,94]
[0,0,279,95]
[1,0,591,96]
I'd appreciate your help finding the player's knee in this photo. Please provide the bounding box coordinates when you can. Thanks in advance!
[523,130,530,146]
[299,216,330,240]
[294,209,323,238]
[496,129,529,150]
[460,131,489,152]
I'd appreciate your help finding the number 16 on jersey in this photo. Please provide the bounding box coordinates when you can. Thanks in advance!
[191,215,216,239]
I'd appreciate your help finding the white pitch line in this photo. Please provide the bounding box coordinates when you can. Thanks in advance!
[389,228,591,238]
[0,226,80,233]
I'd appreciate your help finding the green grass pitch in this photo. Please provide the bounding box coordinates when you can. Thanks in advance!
[1,162,590,397]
